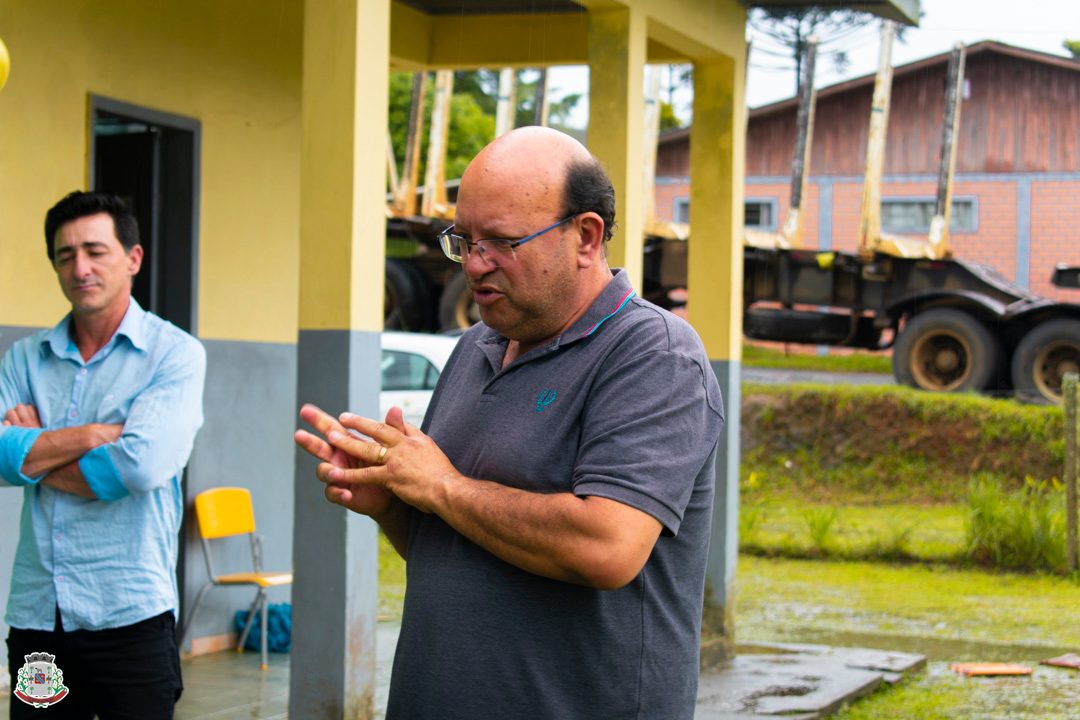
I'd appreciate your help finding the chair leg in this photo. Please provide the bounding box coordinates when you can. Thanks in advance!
[260,591,269,670]
[179,583,214,654]
[237,591,262,653]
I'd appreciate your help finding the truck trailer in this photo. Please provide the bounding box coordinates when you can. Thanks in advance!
[384,34,1080,404]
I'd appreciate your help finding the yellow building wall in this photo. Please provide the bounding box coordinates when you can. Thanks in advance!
[0,0,302,343]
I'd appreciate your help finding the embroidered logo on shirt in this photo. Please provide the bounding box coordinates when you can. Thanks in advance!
[14,652,69,708]
[535,389,557,413]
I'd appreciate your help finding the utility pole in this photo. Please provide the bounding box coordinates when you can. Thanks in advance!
[1065,373,1078,572]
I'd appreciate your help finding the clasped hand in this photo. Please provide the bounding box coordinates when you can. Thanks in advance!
[3,403,42,428]
[293,403,460,519]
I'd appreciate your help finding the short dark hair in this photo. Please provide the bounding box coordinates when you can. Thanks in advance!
[44,191,140,261]
[562,157,617,243]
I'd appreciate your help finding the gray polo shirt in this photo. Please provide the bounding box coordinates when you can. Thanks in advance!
[386,269,725,720]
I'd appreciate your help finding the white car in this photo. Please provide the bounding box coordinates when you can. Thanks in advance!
[380,332,462,426]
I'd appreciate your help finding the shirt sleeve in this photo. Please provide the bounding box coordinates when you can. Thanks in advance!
[0,343,44,487]
[79,337,206,501]
[572,336,725,535]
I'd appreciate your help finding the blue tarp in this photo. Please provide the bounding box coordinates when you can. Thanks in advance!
[234,602,291,653]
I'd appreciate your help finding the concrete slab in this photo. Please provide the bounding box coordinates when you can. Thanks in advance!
[695,643,926,719]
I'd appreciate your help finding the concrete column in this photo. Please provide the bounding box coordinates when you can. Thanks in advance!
[587,6,646,288]
[689,50,746,664]
[291,0,388,717]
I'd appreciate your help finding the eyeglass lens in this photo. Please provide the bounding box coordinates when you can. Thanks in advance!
[460,237,513,260]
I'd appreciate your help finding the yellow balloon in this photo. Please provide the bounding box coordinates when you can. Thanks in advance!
[0,37,9,92]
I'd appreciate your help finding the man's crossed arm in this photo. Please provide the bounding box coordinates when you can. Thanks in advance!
[3,403,121,498]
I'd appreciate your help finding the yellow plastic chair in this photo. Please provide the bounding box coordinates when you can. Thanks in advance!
[179,487,293,670]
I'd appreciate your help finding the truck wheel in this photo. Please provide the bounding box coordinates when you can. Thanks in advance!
[384,259,431,332]
[438,271,480,331]
[893,309,1000,393]
[1010,319,1080,404]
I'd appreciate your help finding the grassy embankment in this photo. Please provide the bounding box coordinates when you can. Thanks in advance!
[740,383,1068,572]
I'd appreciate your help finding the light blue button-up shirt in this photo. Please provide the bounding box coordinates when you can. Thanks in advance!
[0,299,205,631]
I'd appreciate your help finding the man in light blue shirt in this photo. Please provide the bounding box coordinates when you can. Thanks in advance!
[1,191,205,719]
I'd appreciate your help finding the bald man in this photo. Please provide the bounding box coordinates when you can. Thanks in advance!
[296,127,724,719]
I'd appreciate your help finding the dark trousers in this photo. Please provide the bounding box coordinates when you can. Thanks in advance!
[6,610,182,720]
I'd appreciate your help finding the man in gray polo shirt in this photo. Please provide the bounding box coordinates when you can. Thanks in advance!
[296,126,724,719]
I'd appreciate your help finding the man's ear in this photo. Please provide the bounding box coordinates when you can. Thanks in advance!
[127,244,144,277]
[575,213,606,267]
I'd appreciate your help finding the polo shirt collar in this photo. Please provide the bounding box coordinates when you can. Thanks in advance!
[475,269,637,368]
[559,268,636,346]
[43,297,149,360]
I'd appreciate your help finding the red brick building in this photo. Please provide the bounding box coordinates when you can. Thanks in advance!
[655,41,1080,302]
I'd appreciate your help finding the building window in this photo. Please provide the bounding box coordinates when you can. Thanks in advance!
[673,197,690,223]
[744,198,778,230]
[672,197,779,230]
[881,197,978,234]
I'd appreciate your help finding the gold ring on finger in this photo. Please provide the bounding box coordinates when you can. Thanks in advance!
[375,445,389,465]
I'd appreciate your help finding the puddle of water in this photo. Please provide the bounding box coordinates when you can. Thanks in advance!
[756,628,1078,663]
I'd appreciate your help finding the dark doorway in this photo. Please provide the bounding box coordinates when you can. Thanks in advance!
[91,96,200,334]
[91,96,200,629]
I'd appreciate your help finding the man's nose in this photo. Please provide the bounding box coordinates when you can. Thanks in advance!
[462,245,497,277]
[72,251,93,277]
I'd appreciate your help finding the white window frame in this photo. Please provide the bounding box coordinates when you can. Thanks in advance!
[880,196,979,234]
[672,196,779,231]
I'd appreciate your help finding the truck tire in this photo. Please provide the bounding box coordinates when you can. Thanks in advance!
[1010,318,1080,404]
[892,309,1000,393]
[438,271,480,331]
[384,259,431,331]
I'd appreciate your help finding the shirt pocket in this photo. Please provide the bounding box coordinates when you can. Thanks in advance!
[94,392,135,424]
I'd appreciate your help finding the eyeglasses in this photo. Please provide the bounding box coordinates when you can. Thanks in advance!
[437,214,577,264]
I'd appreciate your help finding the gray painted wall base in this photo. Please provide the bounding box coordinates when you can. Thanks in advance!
[703,359,740,664]
[291,329,382,719]
[181,339,298,650]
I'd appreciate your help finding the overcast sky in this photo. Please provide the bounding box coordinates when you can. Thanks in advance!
[546,0,1080,127]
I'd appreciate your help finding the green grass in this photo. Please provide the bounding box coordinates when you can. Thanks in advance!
[737,555,1080,653]
[837,664,1080,720]
[378,532,406,621]
[740,498,967,562]
[742,343,893,374]
[966,478,1068,573]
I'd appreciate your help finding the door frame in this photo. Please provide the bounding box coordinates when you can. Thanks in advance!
[89,94,202,335]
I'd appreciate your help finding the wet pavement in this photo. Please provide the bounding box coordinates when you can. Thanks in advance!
[698,643,925,719]
[742,367,895,386]
[766,628,1079,665]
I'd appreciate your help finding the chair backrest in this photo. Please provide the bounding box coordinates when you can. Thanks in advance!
[195,487,257,539]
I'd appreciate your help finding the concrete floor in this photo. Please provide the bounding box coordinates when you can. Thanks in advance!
[2,625,924,719]
[175,650,290,720]
[1,651,291,720]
